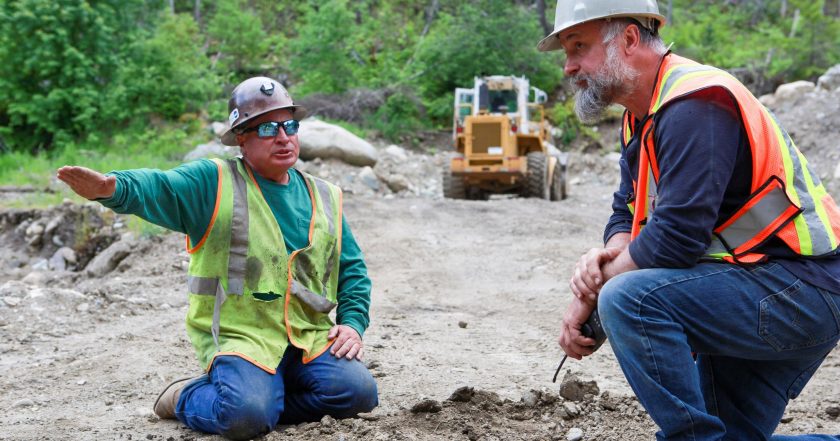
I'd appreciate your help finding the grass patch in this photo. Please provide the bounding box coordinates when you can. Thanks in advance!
[0,121,211,188]
[125,215,169,238]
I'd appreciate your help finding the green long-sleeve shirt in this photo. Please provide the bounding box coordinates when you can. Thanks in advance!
[99,159,371,336]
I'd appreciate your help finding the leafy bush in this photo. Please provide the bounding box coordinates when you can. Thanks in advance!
[413,0,563,124]
[290,0,358,96]
[0,0,140,151]
[366,90,424,142]
[107,13,217,122]
[207,0,273,78]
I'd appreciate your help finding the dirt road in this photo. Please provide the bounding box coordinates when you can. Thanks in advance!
[1,182,839,440]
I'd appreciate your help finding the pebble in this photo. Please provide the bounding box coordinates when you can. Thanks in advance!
[13,398,35,408]
[521,390,540,407]
[77,379,86,385]
[320,415,336,427]
[826,406,840,418]
[780,416,794,423]
[563,402,580,417]
[559,372,600,402]
[458,321,468,328]
[2,296,21,307]
[356,412,379,421]
[567,427,583,441]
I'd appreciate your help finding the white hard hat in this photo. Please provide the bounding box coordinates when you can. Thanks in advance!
[538,0,666,52]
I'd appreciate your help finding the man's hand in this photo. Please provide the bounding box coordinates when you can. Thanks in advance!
[56,166,116,200]
[570,247,622,305]
[558,297,597,360]
[328,325,364,361]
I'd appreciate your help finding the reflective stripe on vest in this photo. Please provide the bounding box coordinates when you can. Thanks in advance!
[626,53,840,263]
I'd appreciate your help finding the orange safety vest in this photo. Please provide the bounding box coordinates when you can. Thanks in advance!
[625,53,840,264]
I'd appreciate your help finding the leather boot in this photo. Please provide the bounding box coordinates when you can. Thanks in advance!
[153,375,203,419]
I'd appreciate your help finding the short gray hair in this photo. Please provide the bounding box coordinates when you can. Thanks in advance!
[601,18,667,55]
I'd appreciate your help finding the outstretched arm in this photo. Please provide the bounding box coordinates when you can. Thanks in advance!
[56,160,218,242]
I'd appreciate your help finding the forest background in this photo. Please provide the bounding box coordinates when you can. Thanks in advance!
[0,0,838,192]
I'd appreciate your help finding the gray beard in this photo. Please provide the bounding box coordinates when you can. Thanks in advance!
[571,41,639,124]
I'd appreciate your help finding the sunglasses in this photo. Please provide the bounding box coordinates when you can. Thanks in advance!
[239,120,300,138]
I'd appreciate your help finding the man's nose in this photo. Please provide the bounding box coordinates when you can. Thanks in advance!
[274,127,290,144]
[564,58,579,77]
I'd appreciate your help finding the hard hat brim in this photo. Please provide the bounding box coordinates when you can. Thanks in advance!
[537,12,666,52]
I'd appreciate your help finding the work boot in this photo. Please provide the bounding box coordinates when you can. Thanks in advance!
[153,375,204,419]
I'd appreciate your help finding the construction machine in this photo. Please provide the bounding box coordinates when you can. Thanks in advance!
[443,75,567,201]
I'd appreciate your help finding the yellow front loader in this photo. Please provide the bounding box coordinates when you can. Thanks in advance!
[443,75,567,201]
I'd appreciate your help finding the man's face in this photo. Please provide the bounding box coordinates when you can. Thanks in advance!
[559,21,639,123]
[236,109,299,181]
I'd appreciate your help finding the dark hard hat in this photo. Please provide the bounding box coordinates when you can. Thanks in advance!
[220,77,308,146]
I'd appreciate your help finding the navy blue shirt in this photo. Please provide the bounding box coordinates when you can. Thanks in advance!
[604,87,840,293]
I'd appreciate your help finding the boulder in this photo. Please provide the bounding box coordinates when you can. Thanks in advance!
[210,121,227,138]
[298,120,377,167]
[817,65,840,91]
[85,240,134,277]
[758,93,777,108]
[183,141,238,162]
[774,81,815,102]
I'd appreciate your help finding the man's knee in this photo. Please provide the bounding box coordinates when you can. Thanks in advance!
[217,394,277,441]
[598,272,639,329]
[317,361,379,417]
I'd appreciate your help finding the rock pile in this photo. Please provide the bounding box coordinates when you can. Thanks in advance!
[760,64,840,199]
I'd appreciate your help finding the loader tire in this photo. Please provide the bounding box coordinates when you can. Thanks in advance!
[442,167,466,199]
[550,163,567,201]
[526,152,550,200]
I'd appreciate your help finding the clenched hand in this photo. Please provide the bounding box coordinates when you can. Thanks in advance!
[56,166,116,200]
[328,324,364,360]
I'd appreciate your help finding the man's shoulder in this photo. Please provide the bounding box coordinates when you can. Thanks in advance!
[657,88,741,127]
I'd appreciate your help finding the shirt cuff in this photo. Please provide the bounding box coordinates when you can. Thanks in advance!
[339,315,366,338]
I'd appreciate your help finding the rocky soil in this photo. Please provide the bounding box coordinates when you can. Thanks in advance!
[1,176,839,440]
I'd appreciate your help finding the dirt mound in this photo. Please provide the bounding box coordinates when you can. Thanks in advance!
[267,386,655,441]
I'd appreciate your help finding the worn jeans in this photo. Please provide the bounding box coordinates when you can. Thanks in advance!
[174,346,378,440]
[598,262,840,441]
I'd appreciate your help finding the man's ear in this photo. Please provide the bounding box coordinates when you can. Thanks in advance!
[623,23,642,54]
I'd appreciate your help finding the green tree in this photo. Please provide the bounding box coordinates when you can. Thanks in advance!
[290,0,358,95]
[413,0,563,121]
[107,13,216,122]
[0,0,145,151]
[206,0,272,78]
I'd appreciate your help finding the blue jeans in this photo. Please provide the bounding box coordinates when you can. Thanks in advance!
[174,346,378,440]
[598,262,840,441]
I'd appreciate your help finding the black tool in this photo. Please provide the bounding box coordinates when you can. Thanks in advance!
[552,309,607,382]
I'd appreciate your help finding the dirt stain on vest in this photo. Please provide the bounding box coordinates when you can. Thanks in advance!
[245,256,263,289]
